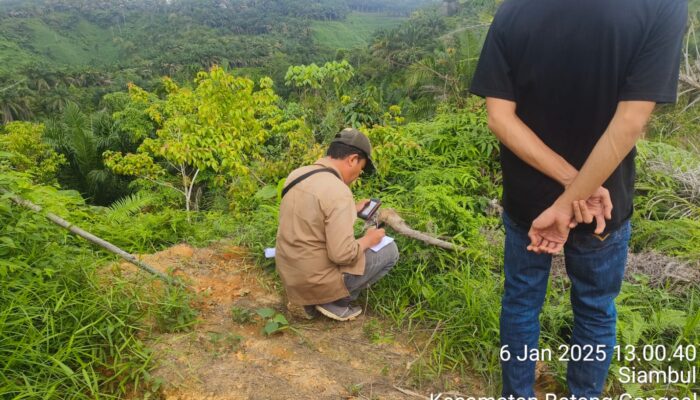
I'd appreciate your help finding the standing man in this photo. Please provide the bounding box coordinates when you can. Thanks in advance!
[470,0,687,397]
[275,128,399,321]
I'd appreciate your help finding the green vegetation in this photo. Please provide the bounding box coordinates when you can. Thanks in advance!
[0,0,698,398]
[312,12,406,49]
[105,67,310,216]
[224,101,699,394]
[42,103,136,205]
[0,170,199,398]
[0,121,65,185]
[631,140,700,261]
[256,307,291,335]
[231,306,256,324]
[0,17,121,69]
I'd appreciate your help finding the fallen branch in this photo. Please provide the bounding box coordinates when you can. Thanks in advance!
[2,189,186,288]
[680,73,700,92]
[400,321,443,385]
[378,208,467,252]
[550,251,699,289]
[680,22,700,111]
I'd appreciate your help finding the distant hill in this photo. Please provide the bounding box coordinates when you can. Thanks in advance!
[0,0,437,122]
[0,0,436,76]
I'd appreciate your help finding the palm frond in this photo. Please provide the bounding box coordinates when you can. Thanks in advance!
[86,169,114,193]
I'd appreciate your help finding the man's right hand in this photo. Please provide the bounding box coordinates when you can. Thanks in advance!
[359,227,385,250]
[528,203,572,254]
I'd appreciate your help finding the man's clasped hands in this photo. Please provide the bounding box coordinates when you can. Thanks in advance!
[527,185,614,254]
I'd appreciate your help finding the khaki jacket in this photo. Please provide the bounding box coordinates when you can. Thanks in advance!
[275,158,365,305]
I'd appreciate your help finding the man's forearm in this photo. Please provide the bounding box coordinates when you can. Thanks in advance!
[554,101,655,208]
[486,98,578,186]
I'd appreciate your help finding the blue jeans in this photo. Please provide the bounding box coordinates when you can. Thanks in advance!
[500,212,630,398]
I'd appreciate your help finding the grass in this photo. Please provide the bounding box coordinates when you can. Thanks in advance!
[630,217,700,261]
[312,12,406,49]
[633,140,700,263]
[0,171,200,399]
[0,216,152,398]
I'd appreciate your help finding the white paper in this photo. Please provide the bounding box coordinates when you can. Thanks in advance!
[370,236,394,252]
[264,248,276,258]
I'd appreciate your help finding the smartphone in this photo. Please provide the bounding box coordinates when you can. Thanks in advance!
[358,198,381,220]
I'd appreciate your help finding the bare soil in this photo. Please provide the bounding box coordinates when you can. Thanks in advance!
[113,241,486,400]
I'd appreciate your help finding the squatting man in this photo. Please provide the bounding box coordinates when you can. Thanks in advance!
[275,128,399,321]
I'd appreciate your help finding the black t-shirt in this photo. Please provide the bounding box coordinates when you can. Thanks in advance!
[470,0,687,232]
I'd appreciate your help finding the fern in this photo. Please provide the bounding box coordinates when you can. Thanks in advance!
[107,192,155,222]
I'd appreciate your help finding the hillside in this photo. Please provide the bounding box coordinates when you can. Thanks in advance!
[0,15,121,73]
[0,0,436,123]
[0,0,434,75]
[312,12,407,49]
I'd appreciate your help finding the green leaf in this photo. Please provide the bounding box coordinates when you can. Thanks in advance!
[48,356,75,377]
[263,321,279,335]
[256,307,275,318]
[272,314,288,325]
[0,236,16,249]
[0,260,19,277]
[255,185,277,200]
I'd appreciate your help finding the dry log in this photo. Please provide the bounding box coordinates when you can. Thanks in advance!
[378,208,467,252]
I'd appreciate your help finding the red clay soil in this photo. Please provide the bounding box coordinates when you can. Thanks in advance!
[112,241,491,400]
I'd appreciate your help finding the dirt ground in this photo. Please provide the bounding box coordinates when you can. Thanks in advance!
[114,241,488,400]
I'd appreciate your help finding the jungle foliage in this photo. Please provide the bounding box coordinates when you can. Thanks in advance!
[0,170,200,399]
[0,0,432,125]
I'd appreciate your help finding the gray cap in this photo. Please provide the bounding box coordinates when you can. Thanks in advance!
[332,127,375,174]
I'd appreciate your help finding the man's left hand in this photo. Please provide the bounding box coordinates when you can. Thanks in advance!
[527,203,572,254]
[355,199,370,213]
[570,186,613,234]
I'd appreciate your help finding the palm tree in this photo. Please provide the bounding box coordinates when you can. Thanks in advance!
[0,81,34,123]
[44,103,133,205]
